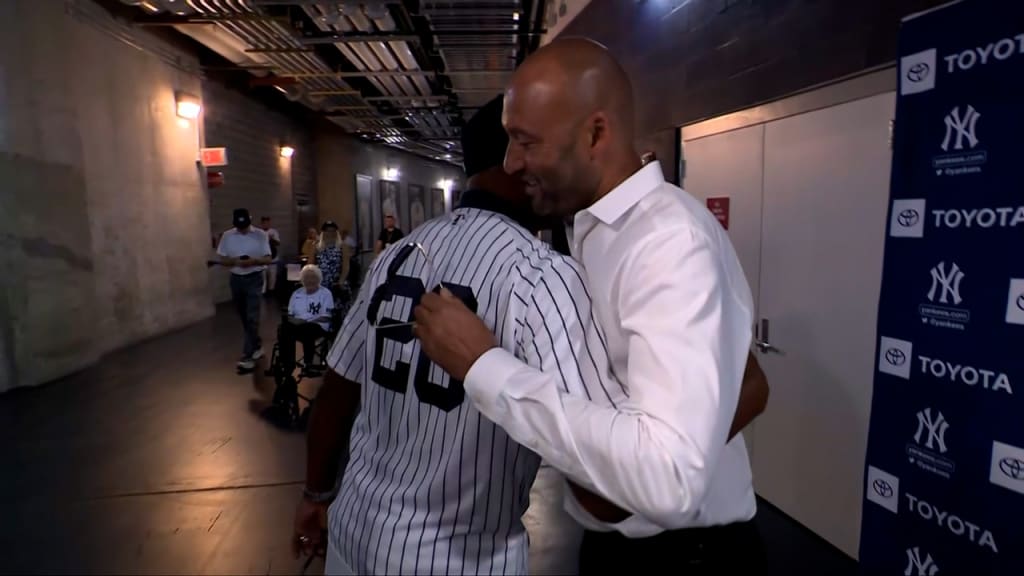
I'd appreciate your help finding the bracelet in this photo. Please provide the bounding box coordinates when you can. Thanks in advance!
[303,486,337,503]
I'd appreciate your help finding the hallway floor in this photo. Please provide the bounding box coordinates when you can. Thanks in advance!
[0,302,856,575]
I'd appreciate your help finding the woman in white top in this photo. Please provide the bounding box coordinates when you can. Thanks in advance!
[277,265,335,376]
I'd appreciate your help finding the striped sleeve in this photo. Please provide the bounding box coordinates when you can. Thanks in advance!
[516,258,619,403]
[463,256,622,484]
[325,269,377,382]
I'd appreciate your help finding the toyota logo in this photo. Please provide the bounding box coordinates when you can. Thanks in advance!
[872,478,894,498]
[1017,293,1024,312]
[1001,457,1024,481]
[898,209,920,227]
[907,62,930,83]
[885,348,907,366]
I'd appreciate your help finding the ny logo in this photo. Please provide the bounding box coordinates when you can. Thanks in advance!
[914,408,949,454]
[905,547,939,576]
[928,262,964,305]
[308,302,322,316]
[941,105,980,152]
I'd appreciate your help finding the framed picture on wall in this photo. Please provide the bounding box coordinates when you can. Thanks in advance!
[429,187,444,218]
[408,184,426,230]
[355,174,373,252]
[451,189,463,210]
[379,180,401,231]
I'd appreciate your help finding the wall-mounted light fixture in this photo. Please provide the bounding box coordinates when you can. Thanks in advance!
[383,167,399,180]
[279,145,295,159]
[438,178,453,190]
[175,91,201,120]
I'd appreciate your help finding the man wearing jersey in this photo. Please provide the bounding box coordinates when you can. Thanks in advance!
[293,96,764,575]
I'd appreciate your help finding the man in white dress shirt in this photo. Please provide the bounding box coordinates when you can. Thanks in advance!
[414,39,766,573]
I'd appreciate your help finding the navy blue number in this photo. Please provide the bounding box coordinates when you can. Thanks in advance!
[413,284,478,412]
[367,275,477,411]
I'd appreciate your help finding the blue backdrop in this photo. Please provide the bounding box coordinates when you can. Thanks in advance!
[859,1,1024,574]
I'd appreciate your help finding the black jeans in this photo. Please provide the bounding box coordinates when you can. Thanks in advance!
[579,519,766,575]
[230,272,263,358]
[277,321,327,370]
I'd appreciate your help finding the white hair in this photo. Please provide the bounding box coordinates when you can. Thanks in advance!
[300,264,323,284]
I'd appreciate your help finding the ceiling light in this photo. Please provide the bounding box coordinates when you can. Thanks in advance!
[513,11,520,21]
[139,0,161,13]
[280,145,295,159]
[175,91,201,119]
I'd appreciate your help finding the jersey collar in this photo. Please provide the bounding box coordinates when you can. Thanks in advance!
[457,189,537,231]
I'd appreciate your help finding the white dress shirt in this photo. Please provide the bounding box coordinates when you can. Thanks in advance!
[463,161,756,537]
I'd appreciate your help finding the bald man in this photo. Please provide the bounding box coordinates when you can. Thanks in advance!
[414,38,766,573]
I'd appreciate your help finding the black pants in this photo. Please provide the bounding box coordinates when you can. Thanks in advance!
[276,321,326,370]
[230,272,263,358]
[579,519,766,575]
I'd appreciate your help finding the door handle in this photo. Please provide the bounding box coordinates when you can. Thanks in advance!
[755,318,785,355]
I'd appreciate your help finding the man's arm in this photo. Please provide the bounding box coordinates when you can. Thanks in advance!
[731,352,769,438]
[293,278,372,557]
[304,369,360,493]
[216,233,237,267]
[569,349,768,523]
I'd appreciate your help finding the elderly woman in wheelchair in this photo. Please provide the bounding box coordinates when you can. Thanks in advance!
[273,264,335,378]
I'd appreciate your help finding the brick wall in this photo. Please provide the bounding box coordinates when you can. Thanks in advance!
[561,0,950,176]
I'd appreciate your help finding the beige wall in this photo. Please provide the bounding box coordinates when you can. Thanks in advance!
[0,0,213,392]
[313,124,465,245]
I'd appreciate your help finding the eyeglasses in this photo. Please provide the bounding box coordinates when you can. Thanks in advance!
[367,242,448,330]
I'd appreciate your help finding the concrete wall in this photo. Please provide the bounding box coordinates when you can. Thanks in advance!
[560,0,949,180]
[0,0,213,392]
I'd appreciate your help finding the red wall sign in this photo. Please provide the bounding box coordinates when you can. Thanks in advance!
[201,147,228,167]
[706,197,730,230]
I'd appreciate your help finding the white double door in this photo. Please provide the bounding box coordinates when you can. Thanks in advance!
[683,90,896,558]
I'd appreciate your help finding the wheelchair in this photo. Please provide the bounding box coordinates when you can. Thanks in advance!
[263,282,354,428]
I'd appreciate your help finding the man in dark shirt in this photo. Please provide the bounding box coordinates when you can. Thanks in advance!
[374,214,404,255]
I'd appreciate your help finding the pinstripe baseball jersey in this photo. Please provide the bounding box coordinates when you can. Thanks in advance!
[324,191,620,576]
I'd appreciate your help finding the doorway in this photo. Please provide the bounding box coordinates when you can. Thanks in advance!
[681,68,896,558]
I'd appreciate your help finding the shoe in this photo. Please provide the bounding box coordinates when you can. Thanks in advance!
[251,347,265,360]
[237,358,255,370]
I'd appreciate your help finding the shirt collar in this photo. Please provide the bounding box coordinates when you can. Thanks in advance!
[584,161,665,225]
[457,188,537,231]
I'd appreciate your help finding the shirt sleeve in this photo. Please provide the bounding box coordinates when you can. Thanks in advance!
[325,256,388,382]
[463,228,752,531]
[288,290,300,317]
[216,232,229,257]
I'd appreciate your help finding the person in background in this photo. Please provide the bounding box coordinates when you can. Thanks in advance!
[339,228,357,284]
[277,264,334,377]
[301,227,318,263]
[260,216,282,295]
[374,214,404,255]
[316,220,344,294]
[217,208,272,371]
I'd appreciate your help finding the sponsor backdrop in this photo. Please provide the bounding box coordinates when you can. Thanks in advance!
[861,1,1024,575]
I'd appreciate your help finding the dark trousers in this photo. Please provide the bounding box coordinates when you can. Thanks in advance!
[579,519,766,575]
[276,321,327,369]
[230,272,263,358]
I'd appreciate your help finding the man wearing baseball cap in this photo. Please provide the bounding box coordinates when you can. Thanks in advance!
[217,208,273,371]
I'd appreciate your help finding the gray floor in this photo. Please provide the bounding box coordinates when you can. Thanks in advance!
[0,301,855,575]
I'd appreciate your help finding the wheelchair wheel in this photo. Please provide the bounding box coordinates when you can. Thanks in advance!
[272,375,300,425]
